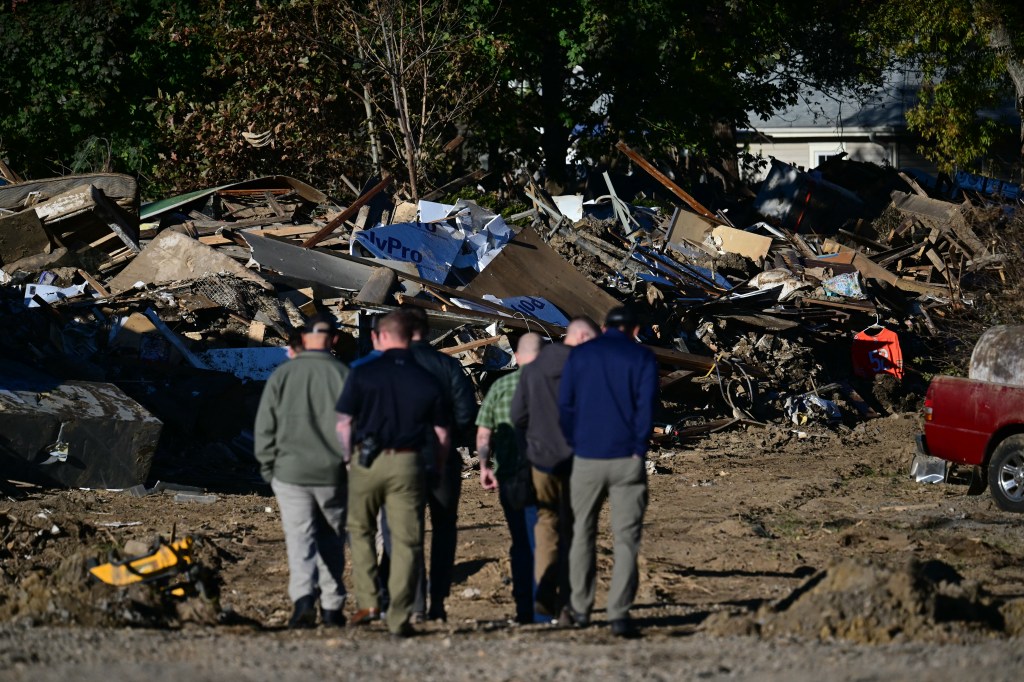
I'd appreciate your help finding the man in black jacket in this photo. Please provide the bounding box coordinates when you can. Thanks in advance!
[402,305,478,621]
[509,316,598,618]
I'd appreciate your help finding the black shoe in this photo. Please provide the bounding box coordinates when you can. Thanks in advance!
[288,595,317,629]
[321,608,346,627]
[610,618,640,638]
[426,606,447,622]
[557,605,590,628]
[390,621,417,639]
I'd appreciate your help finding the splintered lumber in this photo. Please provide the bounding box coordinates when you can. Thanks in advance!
[615,141,719,221]
[301,174,392,248]
[199,223,319,246]
[77,269,110,298]
[439,336,504,356]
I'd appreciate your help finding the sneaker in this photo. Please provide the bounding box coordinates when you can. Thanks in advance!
[288,595,317,629]
[557,605,590,628]
[610,618,640,639]
[321,608,346,627]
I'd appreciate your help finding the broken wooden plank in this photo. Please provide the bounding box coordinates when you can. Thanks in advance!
[615,141,719,221]
[76,268,110,298]
[439,336,504,356]
[199,223,320,246]
[302,174,393,248]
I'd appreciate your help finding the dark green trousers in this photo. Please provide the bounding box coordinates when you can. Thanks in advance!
[347,450,424,633]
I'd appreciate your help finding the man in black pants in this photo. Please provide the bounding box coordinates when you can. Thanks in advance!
[403,305,478,622]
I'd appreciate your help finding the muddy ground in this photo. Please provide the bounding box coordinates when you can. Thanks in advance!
[3,413,1024,680]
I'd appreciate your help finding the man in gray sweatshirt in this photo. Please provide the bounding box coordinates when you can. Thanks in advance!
[509,316,598,618]
[254,314,350,629]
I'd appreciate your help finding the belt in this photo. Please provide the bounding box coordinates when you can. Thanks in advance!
[380,448,417,455]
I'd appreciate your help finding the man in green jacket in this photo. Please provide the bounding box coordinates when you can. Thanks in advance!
[254,314,350,629]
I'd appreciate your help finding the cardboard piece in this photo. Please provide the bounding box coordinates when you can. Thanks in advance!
[711,225,773,261]
[667,208,718,246]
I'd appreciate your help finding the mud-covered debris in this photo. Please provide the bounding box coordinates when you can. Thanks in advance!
[704,557,1003,642]
[0,511,221,627]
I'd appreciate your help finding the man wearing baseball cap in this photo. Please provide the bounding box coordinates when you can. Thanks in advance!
[255,313,350,628]
[557,305,658,638]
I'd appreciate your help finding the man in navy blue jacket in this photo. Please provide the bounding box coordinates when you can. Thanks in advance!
[557,305,658,638]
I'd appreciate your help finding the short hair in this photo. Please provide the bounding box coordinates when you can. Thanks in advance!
[516,332,543,357]
[301,313,337,335]
[399,303,429,337]
[568,316,599,336]
[604,306,638,330]
[376,310,412,343]
[287,327,304,351]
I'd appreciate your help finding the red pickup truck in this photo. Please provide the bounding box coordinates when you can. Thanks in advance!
[918,326,1024,512]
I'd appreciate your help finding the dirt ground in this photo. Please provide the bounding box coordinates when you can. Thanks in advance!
[4,412,1024,680]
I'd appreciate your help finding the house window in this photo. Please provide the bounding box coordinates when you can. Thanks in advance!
[809,143,846,169]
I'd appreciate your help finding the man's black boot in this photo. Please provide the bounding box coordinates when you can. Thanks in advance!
[288,595,317,629]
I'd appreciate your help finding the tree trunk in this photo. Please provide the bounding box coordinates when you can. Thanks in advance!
[538,38,568,191]
[987,18,1024,174]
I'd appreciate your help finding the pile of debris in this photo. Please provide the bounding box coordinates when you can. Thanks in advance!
[0,148,1020,491]
[0,509,221,627]
[704,557,1011,642]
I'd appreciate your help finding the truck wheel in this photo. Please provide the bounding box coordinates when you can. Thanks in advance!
[987,435,1024,512]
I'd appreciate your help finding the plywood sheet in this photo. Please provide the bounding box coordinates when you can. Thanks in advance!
[463,226,619,323]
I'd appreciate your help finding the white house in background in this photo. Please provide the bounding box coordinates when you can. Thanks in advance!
[740,69,938,182]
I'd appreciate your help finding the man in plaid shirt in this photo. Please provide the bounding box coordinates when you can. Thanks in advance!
[476,332,543,623]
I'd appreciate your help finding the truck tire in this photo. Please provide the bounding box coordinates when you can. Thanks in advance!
[988,435,1024,512]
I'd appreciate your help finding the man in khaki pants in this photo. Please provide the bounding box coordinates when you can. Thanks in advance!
[557,306,658,638]
[336,311,450,638]
[510,317,598,619]
[254,314,350,629]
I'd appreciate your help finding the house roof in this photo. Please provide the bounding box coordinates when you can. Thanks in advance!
[748,69,919,135]
[747,67,1019,136]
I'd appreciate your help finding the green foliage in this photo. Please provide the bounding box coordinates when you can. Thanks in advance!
[440,186,529,219]
[868,0,1023,173]
[2,0,1017,201]
[144,0,367,198]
